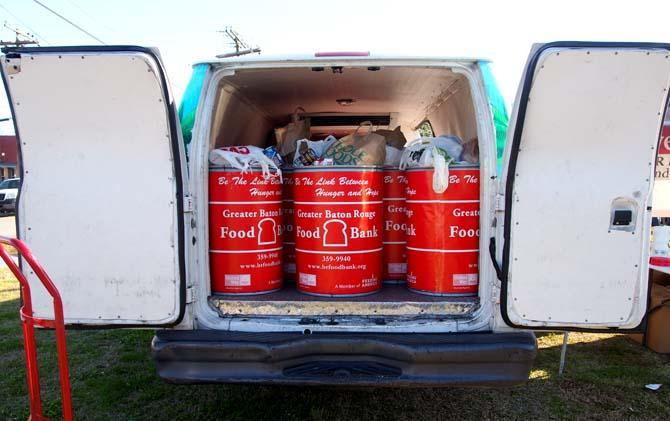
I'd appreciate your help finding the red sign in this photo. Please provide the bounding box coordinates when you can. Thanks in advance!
[660,125,670,155]
[208,169,284,294]
[405,167,480,296]
[293,168,383,296]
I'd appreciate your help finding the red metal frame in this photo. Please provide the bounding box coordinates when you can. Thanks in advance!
[0,236,73,421]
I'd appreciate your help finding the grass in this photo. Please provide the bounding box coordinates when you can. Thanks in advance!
[1,268,669,420]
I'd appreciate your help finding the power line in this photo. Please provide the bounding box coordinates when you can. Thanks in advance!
[32,0,105,45]
[0,2,50,44]
[63,0,118,35]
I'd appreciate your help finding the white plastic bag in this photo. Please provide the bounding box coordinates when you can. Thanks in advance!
[400,136,464,193]
[293,136,337,167]
[209,145,282,180]
[433,136,464,162]
[384,145,403,167]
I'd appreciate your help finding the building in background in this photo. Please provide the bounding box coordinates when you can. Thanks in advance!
[0,135,18,180]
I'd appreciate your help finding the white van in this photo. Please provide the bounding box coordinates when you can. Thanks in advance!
[2,42,668,386]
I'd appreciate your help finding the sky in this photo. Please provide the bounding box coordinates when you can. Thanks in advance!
[1,0,670,135]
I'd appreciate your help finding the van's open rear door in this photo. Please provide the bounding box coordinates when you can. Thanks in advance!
[500,42,670,330]
[1,46,188,326]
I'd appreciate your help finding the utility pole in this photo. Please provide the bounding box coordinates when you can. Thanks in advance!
[0,22,40,48]
[216,27,261,58]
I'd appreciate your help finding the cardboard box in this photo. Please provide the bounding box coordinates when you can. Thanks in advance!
[651,268,670,287]
[630,282,670,353]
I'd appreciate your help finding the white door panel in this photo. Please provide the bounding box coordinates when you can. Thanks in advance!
[1,47,186,325]
[502,43,670,329]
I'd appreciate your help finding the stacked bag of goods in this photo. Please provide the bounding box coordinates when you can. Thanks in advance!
[283,120,386,296]
[399,135,481,296]
[280,125,387,168]
[208,146,284,295]
[400,135,477,193]
[275,110,413,296]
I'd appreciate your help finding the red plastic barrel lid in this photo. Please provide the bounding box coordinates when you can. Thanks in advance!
[650,256,670,267]
[383,169,407,282]
[209,168,283,294]
[293,167,383,296]
[405,166,480,295]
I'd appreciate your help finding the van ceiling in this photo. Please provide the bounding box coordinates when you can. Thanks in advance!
[220,66,467,128]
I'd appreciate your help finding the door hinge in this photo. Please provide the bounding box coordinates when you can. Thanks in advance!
[495,194,505,212]
[185,286,195,304]
[183,195,194,212]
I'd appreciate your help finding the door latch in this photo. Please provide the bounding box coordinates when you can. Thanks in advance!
[609,197,638,233]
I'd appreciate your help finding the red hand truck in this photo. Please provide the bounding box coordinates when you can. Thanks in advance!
[0,236,73,421]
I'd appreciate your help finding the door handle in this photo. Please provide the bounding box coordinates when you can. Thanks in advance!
[489,237,503,281]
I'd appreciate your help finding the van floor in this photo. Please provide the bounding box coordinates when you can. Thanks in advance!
[209,284,479,318]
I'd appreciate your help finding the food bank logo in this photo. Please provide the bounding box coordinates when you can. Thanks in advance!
[257,218,278,245]
[323,219,348,247]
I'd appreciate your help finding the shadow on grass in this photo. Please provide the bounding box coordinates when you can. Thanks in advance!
[1,278,669,420]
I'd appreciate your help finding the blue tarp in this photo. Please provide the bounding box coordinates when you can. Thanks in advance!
[178,63,208,158]
[479,62,509,174]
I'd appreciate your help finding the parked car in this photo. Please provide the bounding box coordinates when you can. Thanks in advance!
[1,41,669,386]
[0,177,19,213]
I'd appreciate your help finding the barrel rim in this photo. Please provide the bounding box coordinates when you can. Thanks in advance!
[209,165,281,172]
[404,164,479,171]
[297,289,382,298]
[292,165,384,173]
[211,287,283,296]
[407,287,478,297]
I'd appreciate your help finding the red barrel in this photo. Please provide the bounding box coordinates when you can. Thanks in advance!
[405,165,480,296]
[209,167,283,294]
[294,166,383,296]
[382,168,407,283]
[282,170,296,281]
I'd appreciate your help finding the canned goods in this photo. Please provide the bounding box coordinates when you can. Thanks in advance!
[293,166,383,296]
[282,170,296,281]
[209,167,283,294]
[405,166,480,296]
[382,168,407,283]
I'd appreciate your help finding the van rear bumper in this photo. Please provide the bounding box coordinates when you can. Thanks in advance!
[151,330,537,387]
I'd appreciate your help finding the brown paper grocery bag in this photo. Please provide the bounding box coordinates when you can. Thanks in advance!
[374,125,407,149]
[323,122,386,166]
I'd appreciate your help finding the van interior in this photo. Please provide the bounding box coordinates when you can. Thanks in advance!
[203,65,484,323]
